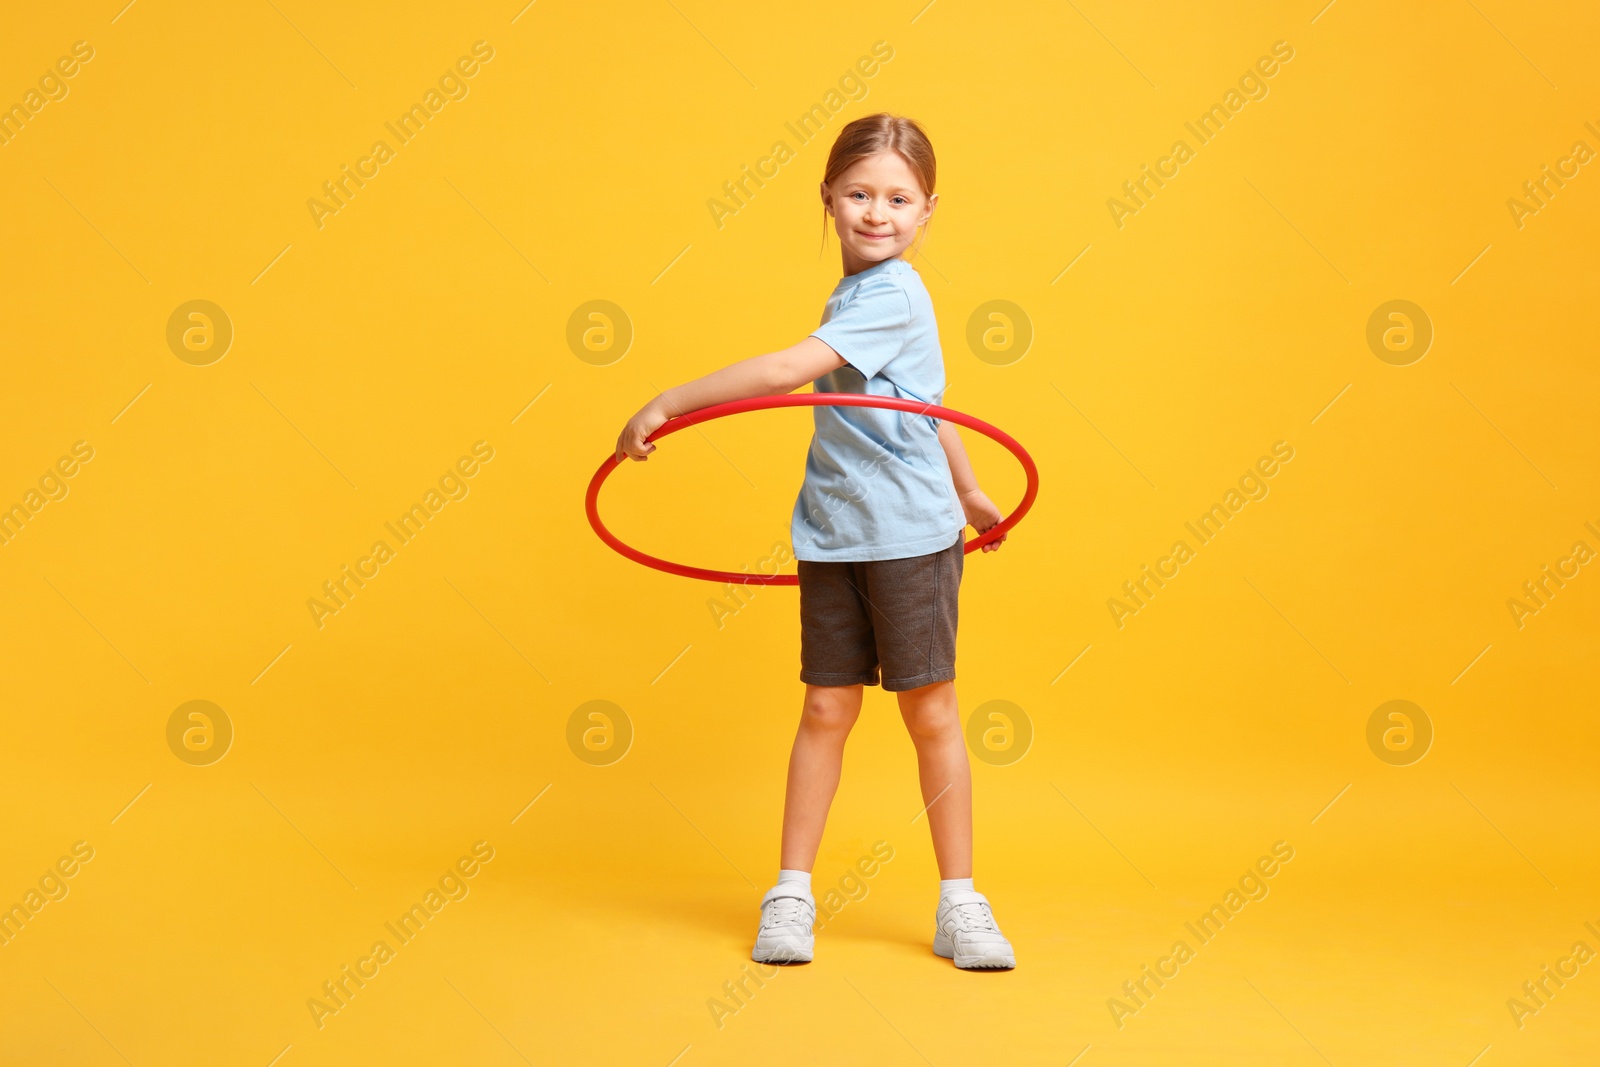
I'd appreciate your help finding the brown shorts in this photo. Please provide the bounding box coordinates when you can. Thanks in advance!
[797,534,963,692]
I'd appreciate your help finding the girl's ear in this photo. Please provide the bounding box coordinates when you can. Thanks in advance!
[920,192,938,225]
[819,182,834,217]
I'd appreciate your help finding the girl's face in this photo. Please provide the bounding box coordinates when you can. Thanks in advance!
[822,151,936,274]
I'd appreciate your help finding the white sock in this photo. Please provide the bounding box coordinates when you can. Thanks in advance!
[777,869,812,892]
[940,877,974,897]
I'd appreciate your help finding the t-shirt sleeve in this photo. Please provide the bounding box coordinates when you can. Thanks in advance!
[810,275,910,380]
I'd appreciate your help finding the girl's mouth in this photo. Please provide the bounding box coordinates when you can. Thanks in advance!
[858,232,893,241]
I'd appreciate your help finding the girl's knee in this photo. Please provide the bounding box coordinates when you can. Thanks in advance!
[899,703,959,742]
[896,683,959,741]
[801,687,861,733]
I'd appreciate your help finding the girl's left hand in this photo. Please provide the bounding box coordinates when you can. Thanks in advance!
[959,488,1007,552]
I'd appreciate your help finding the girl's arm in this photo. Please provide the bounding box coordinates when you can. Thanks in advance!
[938,420,1007,552]
[615,337,844,461]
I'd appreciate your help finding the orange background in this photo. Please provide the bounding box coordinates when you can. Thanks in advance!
[0,1,1597,1064]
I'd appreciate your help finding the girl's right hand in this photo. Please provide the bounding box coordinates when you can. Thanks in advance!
[616,400,668,462]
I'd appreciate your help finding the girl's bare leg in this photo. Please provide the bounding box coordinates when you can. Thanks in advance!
[778,684,864,871]
[896,680,972,878]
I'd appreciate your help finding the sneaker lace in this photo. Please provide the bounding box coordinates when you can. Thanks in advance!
[950,901,997,933]
[766,896,808,927]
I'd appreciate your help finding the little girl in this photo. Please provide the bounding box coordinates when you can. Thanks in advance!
[615,113,1015,970]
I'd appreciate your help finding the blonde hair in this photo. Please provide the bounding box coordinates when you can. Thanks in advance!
[819,112,937,258]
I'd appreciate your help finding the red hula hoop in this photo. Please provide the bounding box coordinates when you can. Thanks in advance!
[586,393,1040,586]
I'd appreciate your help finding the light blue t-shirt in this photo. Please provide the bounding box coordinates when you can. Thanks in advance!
[790,257,967,562]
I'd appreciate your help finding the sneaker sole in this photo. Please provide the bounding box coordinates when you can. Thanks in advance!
[753,935,813,964]
[934,931,1015,970]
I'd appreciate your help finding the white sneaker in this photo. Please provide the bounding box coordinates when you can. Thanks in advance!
[752,883,815,963]
[934,889,1015,969]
